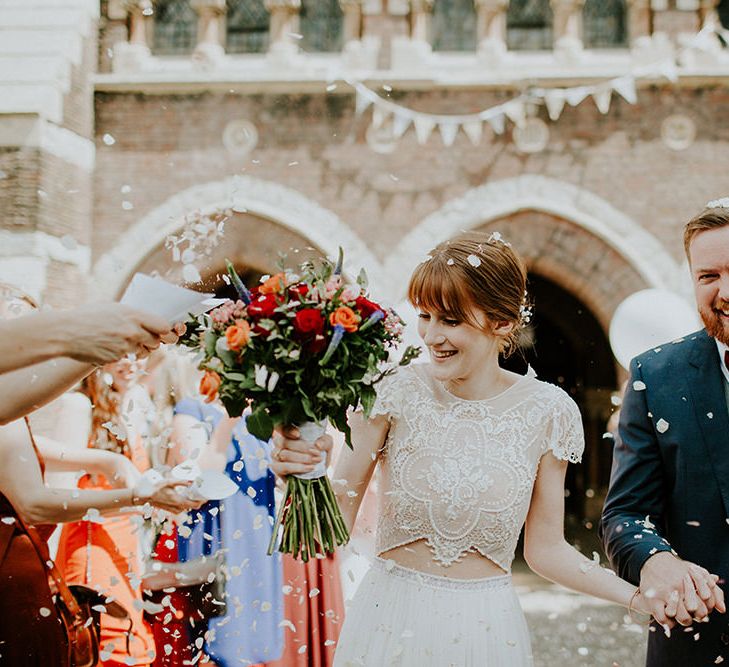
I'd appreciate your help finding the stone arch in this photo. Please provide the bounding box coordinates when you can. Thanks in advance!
[385,174,684,328]
[91,175,384,299]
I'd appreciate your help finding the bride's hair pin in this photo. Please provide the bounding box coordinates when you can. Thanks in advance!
[705,197,729,209]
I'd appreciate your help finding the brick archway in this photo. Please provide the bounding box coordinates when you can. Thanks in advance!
[91,175,385,299]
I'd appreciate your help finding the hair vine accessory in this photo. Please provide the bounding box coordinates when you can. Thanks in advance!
[519,291,533,325]
[706,197,729,209]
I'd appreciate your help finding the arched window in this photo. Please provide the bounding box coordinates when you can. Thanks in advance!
[226,0,269,53]
[506,0,553,51]
[432,0,478,51]
[300,0,344,53]
[153,0,197,55]
[583,0,627,48]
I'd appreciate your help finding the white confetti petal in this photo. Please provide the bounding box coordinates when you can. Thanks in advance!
[102,133,115,146]
[656,418,670,433]
[467,254,481,267]
[632,381,646,391]
[39,607,51,617]
[182,263,201,283]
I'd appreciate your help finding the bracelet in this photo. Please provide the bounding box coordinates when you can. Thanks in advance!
[628,588,652,626]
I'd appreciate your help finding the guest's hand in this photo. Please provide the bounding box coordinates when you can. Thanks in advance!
[133,479,204,514]
[270,425,332,478]
[59,304,177,364]
[640,552,725,629]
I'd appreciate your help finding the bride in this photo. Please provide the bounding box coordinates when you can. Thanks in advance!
[271,231,660,665]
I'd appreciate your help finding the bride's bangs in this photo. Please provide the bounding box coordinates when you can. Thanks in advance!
[407,257,476,324]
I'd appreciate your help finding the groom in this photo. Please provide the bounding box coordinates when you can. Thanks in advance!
[600,204,729,666]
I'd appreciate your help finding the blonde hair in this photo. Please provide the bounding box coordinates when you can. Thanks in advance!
[407,232,528,357]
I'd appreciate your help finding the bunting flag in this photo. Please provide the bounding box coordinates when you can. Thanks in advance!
[544,90,566,121]
[438,121,460,146]
[413,116,436,144]
[342,22,722,149]
[592,87,613,114]
[462,120,483,145]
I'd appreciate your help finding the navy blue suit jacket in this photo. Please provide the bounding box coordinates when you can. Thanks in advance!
[600,330,729,666]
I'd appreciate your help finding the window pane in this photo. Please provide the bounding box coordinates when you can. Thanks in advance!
[153,0,197,55]
[300,0,344,52]
[226,0,269,53]
[432,0,478,52]
[507,0,553,51]
[583,0,627,48]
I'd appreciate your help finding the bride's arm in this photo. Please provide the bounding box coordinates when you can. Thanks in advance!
[270,412,389,533]
[331,412,389,533]
[523,452,652,614]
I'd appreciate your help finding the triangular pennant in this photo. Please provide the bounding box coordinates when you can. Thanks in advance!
[438,121,459,146]
[544,90,566,121]
[372,106,389,130]
[487,113,505,135]
[612,76,637,104]
[413,115,436,145]
[392,113,412,139]
[592,87,612,114]
[503,100,526,126]
[462,120,483,145]
[355,89,373,116]
[565,87,589,107]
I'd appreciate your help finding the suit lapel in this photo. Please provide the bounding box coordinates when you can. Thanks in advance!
[687,331,729,518]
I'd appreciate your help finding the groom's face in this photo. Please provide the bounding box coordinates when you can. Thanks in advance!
[690,225,729,345]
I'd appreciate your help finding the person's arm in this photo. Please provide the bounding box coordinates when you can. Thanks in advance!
[598,360,724,625]
[0,304,178,374]
[0,305,184,424]
[0,420,199,523]
[523,452,650,611]
[142,551,223,590]
[271,411,389,533]
[35,435,141,488]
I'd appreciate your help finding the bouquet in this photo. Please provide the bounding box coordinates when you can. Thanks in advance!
[180,251,419,561]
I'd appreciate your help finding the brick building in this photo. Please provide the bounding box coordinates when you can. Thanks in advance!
[2,0,729,519]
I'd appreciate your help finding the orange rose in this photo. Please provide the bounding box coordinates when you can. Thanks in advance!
[259,273,287,295]
[199,371,221,403]
[329,306,360,333]
[225,319,251,351]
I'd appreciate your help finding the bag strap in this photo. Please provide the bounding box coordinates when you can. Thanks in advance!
[15,418,84,620]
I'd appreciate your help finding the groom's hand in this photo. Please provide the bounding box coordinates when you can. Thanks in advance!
[270,426,332,478]
[640,552,724,628]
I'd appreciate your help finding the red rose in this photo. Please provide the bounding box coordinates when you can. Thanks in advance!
[293,308,324,336]
[247,293,278,319]
[355,296,383,319]
[288,283,309,300]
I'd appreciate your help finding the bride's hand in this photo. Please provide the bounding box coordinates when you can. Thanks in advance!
[270,426,332,478]
[631,589,656,620]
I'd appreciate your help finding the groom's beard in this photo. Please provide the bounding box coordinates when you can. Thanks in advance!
[700,298,729,346]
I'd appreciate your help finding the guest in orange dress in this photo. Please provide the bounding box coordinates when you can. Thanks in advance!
[55,362,157,667]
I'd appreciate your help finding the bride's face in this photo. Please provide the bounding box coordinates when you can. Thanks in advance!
[417,306,503,384]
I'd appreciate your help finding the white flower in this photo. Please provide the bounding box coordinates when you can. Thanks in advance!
[267,371,280,392]
[254,364,268,388]
[706,197,729,209]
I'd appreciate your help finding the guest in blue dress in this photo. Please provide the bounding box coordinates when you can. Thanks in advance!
[204,417,284,666]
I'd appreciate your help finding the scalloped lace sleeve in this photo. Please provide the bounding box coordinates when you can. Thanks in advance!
[546,391,585,463]
[369,368,405,421]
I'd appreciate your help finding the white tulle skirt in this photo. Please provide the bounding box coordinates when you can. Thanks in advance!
[333,557,533,667]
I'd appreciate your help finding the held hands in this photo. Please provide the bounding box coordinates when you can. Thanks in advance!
[639,552,725,629]
[270,426,333,478]
[61,304,186,365]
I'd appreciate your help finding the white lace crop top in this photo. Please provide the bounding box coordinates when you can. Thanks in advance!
[371,363,584,572]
